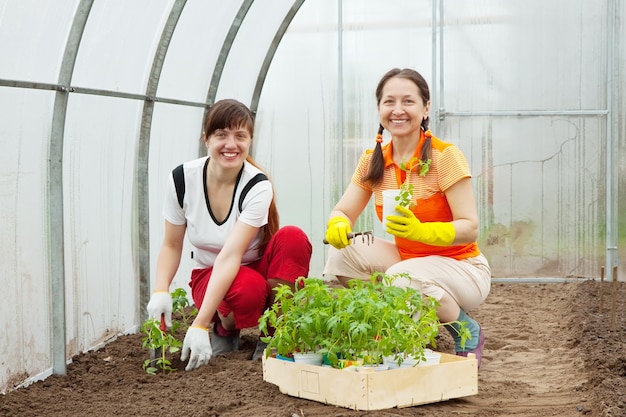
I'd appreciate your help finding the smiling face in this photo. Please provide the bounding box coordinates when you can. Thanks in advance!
[202,99,255,170]
[377,76,430,140]
[206,126,251,169]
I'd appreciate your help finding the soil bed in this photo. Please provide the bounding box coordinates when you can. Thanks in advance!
[1,280,625,417]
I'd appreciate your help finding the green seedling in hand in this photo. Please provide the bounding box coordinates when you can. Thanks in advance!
[397,158,416,209]
[397,158,431,209]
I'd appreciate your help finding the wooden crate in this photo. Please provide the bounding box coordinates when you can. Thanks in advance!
[262,352,477,411]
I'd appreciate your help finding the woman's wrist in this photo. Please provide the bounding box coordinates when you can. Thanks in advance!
[192,313,213,330]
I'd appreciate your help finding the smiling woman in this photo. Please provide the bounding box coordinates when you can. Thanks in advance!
[146,98,313,371]
[323,68,490,367]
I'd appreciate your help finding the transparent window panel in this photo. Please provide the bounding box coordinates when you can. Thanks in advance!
[157,1,242,103]
[63,94,143,350]
[442,0,608,112]
[71,1,172,94]
[341,0,433,162]
[0,0,78,83]
[215,0,295,103]
[440,116,605,278]
[253,0,338,276]
[149,102,206,293]
[253,0,618,280]
[0,87,53,385]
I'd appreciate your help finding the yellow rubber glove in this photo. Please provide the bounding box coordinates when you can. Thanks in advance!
[385,205,456,246]
[324,216,352,249]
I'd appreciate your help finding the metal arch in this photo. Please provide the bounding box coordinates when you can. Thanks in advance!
[49,0,94,377]
[206,0,254,105]
[199,0,255,157]
[249,0,306,114]
[137,0,188,324]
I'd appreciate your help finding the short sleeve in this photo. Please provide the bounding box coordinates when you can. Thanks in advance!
[351,150,374,192]
[436,145,471,192]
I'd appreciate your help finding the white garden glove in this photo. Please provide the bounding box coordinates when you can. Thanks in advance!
[146,291,173,327]
[181,326,213,371]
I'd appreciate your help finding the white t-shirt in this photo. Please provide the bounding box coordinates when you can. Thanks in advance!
[162,157,273,269]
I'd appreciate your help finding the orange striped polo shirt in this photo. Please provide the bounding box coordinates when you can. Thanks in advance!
[352,131,481,260]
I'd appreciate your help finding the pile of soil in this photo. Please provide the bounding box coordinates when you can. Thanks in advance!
[1,280,625,417]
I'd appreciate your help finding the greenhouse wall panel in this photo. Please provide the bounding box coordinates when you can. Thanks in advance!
[0,0,78,83]
[0,87,54,391]
[156,1,241,103]
[215,0,296,103]
[148,103,207,297]
[71,1,172,94]
[62,95,143,352]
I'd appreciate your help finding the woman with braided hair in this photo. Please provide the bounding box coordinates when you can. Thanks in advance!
[323,68,491,368]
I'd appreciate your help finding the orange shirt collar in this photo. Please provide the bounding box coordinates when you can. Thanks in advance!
[381,130,426,168]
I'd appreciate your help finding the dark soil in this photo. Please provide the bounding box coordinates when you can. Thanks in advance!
[1,280,625,417]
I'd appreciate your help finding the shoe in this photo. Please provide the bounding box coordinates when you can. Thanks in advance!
[252,339,268,361]
[456,328,484,368]
[210,322,240,356]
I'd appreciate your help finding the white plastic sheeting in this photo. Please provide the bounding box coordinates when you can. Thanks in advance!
[0,0,624,393]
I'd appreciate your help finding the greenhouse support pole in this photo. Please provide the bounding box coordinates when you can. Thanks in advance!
[438,0,444,112]
[433,0,445,133]
[49,84,68,377]
[430,0,438,133]
[605,0,618,281]
[48,0,94,376]
[338,0,344,193]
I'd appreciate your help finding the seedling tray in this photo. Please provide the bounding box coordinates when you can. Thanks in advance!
[262,352,477,411]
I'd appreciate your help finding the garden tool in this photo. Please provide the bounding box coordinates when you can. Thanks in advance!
[149,313,167,367]
[323,230,374,245]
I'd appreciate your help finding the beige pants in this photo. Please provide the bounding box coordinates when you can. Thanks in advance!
[323,237,491,312]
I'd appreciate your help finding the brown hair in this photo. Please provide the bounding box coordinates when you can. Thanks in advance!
[363,68,432,185]
[203,98,255,138]
[203,99,279,252]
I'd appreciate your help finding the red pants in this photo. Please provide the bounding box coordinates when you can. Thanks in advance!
[189,225,312,329]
